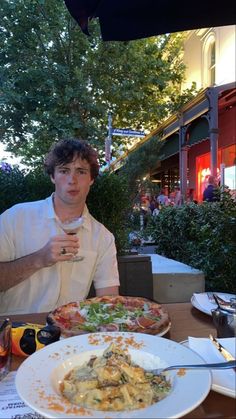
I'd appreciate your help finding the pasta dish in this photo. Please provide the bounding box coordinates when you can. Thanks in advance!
[61,343,171,411]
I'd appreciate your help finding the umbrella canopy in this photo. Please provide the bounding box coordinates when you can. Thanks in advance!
[64,0,236,41]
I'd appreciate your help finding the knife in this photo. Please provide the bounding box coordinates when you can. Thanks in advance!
[209,334,235,362]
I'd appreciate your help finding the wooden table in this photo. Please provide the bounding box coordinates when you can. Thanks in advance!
[1,303,235,418]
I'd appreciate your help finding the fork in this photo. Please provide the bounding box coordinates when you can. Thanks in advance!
[207,292,215,303]
[146,360,236,375]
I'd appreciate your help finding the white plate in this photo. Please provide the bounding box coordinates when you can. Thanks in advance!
[155,321,171,337]
[57,321,171,340]
[191,292,236,315]
[57,324,171,341]
[15,332,211,418]
[180,338,236,398]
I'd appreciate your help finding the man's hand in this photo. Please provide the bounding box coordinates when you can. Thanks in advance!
[39,234,80,266]
[0,234,80,292]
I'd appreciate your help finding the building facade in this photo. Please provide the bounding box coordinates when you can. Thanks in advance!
[111,25,236,202]
[180,26,236,201]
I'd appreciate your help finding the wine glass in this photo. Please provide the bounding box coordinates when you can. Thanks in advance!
[58,216,84,261]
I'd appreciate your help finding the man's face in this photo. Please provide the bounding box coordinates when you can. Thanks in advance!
[51,156,94,207]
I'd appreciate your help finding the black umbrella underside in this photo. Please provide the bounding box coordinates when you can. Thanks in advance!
[64,0,236,41]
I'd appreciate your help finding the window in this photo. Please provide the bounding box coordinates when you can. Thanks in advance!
[209,41,216,85]
[196,150,220,202]
[221,144,236,191]
[203,32,216,87]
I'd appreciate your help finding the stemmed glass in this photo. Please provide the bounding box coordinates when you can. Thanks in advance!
[58,216,84,261]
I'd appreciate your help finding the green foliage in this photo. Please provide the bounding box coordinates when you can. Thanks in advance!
[144,192,236,293]
[0,166,132,255]
[0,0,197,166]
[0,166,54,212]
[87,172,132,254]
[0,167,28,210]
[120,135,163,193]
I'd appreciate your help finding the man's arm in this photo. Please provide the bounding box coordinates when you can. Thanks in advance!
[0,252,45,292]
[96,286,119,297]
[0,234,79,292]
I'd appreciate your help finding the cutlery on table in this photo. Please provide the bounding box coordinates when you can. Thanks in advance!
[209,334,235,362]
[212,293,236,308]
[207,292,216,303]
[146,360,236,376]
[207,292,229,305]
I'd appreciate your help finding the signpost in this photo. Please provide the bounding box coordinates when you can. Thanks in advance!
[105,112,146,165]
[105,113,112,165]
[105,137,111,163]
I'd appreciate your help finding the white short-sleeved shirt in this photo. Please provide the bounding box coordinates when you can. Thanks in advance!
[0,195,119,315]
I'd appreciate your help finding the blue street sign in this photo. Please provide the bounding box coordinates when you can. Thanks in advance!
[112,128,145,137]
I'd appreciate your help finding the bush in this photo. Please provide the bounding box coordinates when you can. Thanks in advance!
[87,172,132,254]
[0,167,132,255]
[144,191,236,293]
[0,167,28,211]
[0,167,54,213]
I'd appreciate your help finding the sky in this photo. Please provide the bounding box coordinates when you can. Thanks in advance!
[0,143,24,167]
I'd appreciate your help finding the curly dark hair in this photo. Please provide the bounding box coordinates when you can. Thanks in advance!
[44,138,99,180]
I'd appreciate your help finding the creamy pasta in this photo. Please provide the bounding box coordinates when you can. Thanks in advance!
[61,344,171,411]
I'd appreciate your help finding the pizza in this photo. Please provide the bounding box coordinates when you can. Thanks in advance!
[47,296,171,337]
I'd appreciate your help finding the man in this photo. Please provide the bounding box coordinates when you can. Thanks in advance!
[156,189,169,206]
[0,139,119,314]
[203,175,219,202]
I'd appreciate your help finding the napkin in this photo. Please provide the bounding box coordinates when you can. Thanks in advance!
[188,336,236,398]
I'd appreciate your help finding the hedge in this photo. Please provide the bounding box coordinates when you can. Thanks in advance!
[144,192,236,293]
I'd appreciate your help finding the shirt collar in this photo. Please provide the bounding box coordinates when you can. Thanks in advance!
[45,194,56,219]
[81,205,92,231]
[45,194,91,231]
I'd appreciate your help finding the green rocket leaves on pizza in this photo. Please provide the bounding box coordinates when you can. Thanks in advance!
[47,296,171,337]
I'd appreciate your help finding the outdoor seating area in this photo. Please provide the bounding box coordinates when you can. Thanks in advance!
[1,3,235,418]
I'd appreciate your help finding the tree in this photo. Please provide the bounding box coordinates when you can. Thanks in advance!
[0,0,197,166]
[120,134,163,196]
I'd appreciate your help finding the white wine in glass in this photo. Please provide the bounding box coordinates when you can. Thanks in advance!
[58,217,84,261]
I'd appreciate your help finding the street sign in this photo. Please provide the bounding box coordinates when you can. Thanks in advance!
[112,128,145,137]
